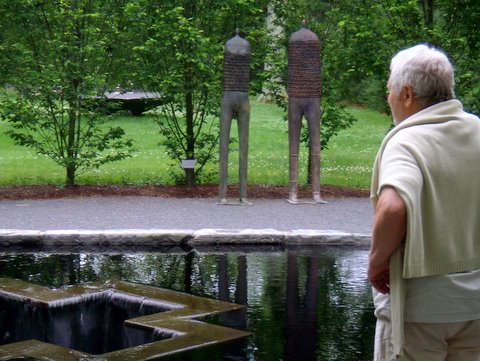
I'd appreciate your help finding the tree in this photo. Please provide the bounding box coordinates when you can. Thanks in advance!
[123,0,269,186]
[0,0,133,187]
[373,0,480,114]
[435,0,480,114]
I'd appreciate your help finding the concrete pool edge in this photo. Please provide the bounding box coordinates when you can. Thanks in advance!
[0,229,371,248]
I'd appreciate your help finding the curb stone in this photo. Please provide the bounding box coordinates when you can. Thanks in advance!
[0,229,371,248]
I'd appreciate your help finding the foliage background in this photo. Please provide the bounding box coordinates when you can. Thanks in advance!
[1,0,479,187]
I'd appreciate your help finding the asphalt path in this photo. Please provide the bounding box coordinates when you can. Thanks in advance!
[0,196,372,233]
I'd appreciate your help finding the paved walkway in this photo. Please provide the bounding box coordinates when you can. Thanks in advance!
[0,196,373,248]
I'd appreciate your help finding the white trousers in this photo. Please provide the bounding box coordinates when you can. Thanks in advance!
[374,317,480,361]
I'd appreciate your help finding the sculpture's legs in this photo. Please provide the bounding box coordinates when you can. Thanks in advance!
[305,98,326,203]
[288,97,326,204]
[288,97,302,202]
[219,95,233,203]
[237,97,250,203]
[219,91,251,205]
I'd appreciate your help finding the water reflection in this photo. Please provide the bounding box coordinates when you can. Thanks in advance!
[0,246,375,360]
[285,254,318,361]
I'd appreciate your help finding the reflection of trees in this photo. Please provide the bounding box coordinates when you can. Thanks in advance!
[96,254,128,281]
[313,251,374,361]
[188,253,222,298]
[246,253,287,361]
[184,251,193,294]
[0,254,82,287]
[139,254,186,290]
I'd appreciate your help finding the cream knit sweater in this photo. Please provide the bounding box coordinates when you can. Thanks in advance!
[370,99,480,357]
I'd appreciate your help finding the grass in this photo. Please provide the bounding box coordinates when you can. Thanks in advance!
[321,107,391,188]
[0,99,392,189]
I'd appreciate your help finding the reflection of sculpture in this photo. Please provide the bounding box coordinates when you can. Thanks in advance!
[219,30,251,205]
[287,24,325,204]
[285,254,318,360]
[219,255,248,359]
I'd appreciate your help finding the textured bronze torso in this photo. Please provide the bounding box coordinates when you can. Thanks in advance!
[288,40,321,97]
[223,52,251,92]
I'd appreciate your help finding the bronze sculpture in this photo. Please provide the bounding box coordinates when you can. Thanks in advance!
[287,24,325,204]
[218,30,251,205]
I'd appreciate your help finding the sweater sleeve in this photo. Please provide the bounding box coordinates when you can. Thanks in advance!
[378,137,423,207]
[378,135,425,278]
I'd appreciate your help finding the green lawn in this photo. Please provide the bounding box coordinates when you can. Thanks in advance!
[321,107,391,188]
[0,99,392,189]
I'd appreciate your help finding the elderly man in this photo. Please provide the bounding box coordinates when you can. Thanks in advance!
[369,44,480,360]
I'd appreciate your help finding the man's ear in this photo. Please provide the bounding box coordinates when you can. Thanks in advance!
[402,84,415,107]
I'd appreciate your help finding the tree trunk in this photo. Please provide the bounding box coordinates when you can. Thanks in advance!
[66,164,76,188]
[420,0,435,30]
[66,110,77,187]
[183,2,196,187]
[185,88,195,187]
[184,62,195,187]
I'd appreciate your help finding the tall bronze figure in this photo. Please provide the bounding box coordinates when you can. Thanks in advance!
[287,24,325,204]
[218,30,251,205]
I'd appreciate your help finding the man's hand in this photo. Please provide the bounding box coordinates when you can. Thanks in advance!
[368,260,390,294]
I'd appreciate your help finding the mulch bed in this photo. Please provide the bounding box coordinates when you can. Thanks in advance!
[0,184,369,201]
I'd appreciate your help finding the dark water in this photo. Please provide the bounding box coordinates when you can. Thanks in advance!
[0,246,375,360]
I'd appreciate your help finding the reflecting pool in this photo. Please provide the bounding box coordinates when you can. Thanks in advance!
[0,245,375,360]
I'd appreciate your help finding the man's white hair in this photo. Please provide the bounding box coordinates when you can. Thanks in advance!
[389,44,455,107]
